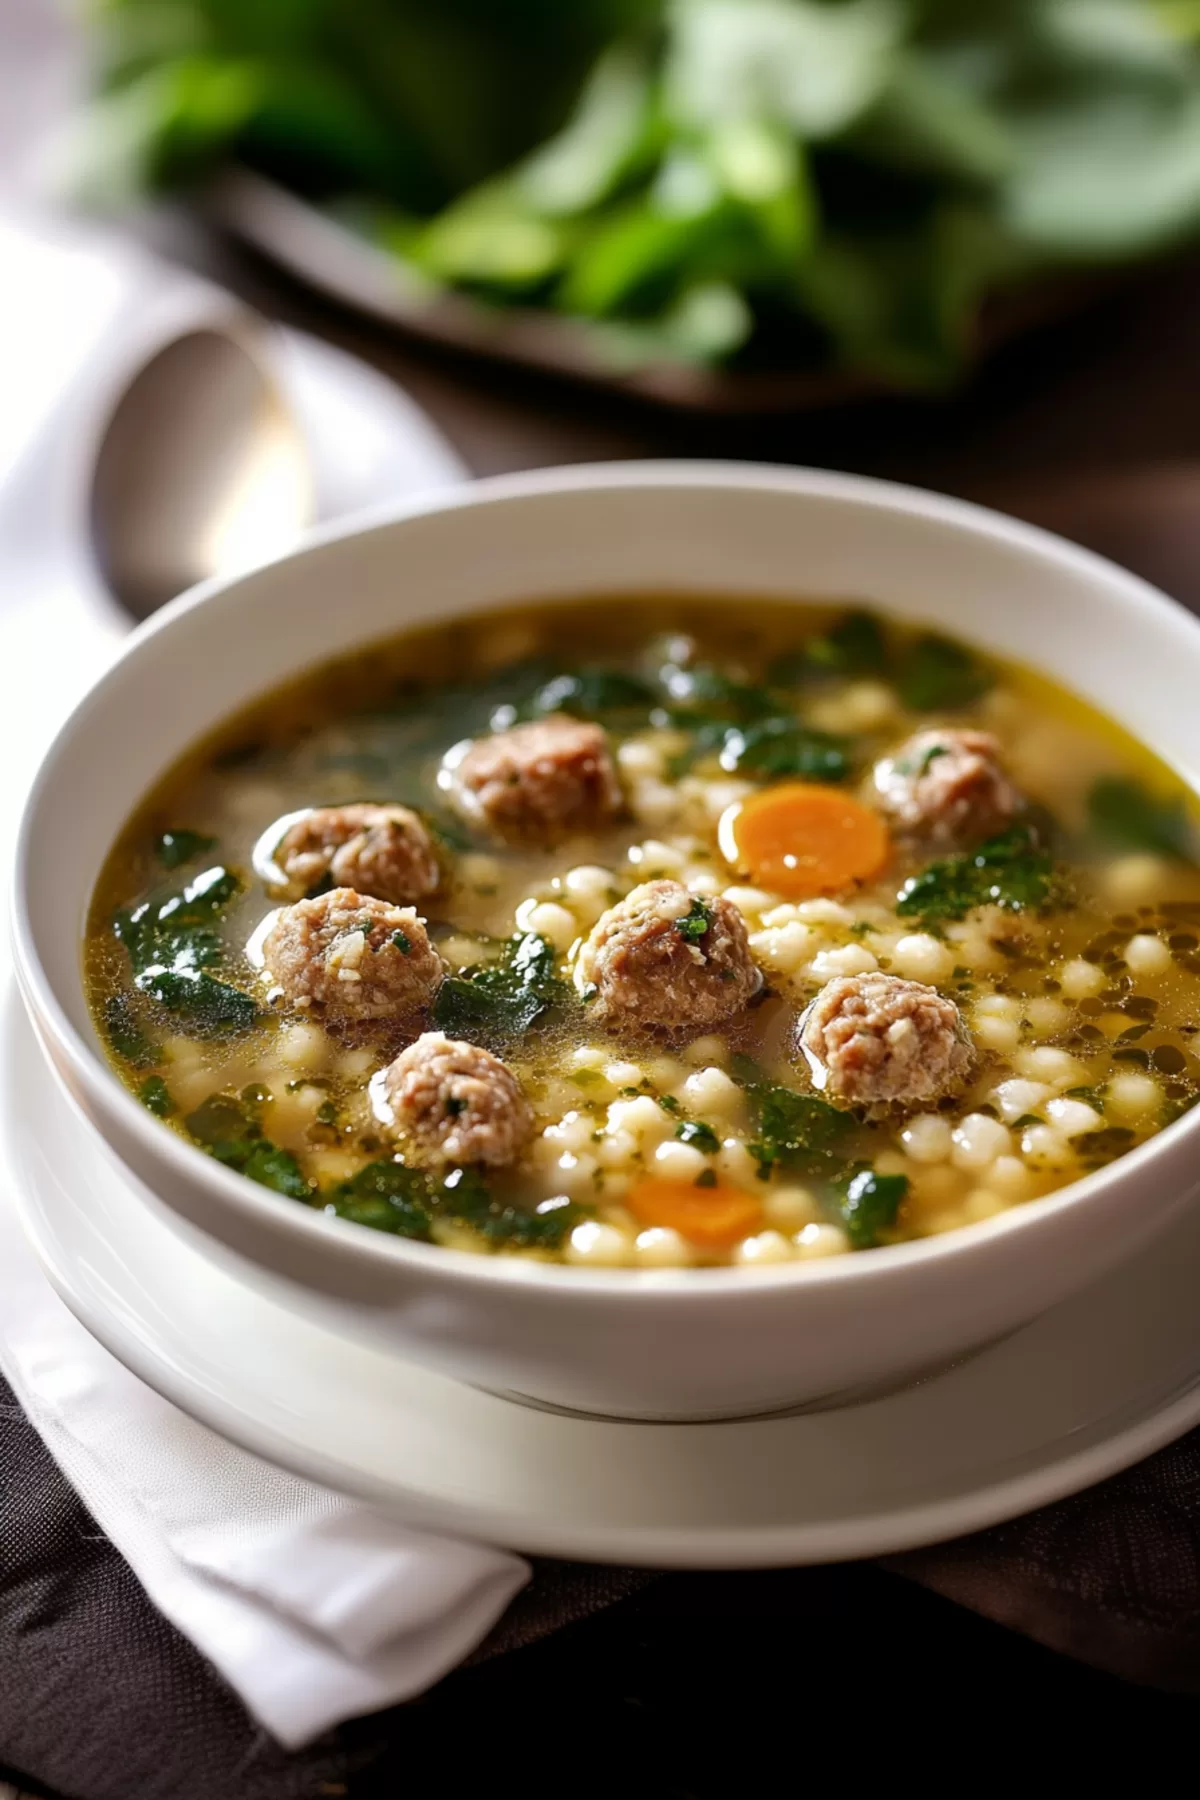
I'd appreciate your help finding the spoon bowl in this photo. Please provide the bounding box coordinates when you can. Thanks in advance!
[89,325,312,621]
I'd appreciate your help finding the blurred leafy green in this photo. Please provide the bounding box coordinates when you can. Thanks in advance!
[81,0,1200,381]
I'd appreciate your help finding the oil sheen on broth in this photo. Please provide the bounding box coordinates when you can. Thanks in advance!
[84,598,1200,1269]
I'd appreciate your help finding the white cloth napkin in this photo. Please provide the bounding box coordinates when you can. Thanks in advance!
[0,211,531,1749]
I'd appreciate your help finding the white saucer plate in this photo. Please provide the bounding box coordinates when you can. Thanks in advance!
[7,990,1200,1568]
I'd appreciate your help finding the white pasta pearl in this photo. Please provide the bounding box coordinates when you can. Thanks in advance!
[627,837,685,874]
[890,934,954,984]
[275,1022,329,1072]
[734,1230,793,1265]
[951,1113,1011,1170]
[1060,958,1105,1000]
[604,1060,645,1091]
[630,780,681,827]
[553,1151,599,1196]
[874,1148,910,1178]
[722,885,779,918]
[989,1154,1034,1198]
[1015,1046,1086,1088]
[565,1222,630,1266]
[809,943,878,980]
[682,1066,743,1119]
[653,1139,709,1181]
[963,1189,1007,1223]
[339,1046,376,1080]
[764,1186,820,1231]
[1105,854,1169,905]
[1106,1071,1162,1122]
[1125,933,1172,976]
[975,993,1021,1020]
[542,1110,596,1154]
[645,1055,688,1090]
[633,1227,691,1268]
[974,1012,1021,1053]
[595,1128,639,1168]
[607,1094,672,1146]
[989,1078,1053,1123]
[569,1044,609,1072]
[1021,1123,1074,1168]
[718,1137,761,1188]
[749,921,817,974]
[522,901,577,951]
[683,1034,728,1067]
[458,852,502,889]
[1026,996,1069,1037]
[617,739,664,778]
[793,1222,850,1259]
[795,899,855,926]
[1045,1097,1104,1138]
[698,778,754,822]
[684,868,723,897]
[899,1114,953,1164]
[838,679,897,731]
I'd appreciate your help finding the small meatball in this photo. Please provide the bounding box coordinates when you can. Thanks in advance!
[447,715,622,841]
[576,878,761,1035]
[872,729,1019,847]
[381,1033,533,1168]
[274,805,439,903]
[262,888,443,1026]
[797,973,973,1113]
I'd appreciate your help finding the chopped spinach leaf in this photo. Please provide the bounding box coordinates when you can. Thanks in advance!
[675,1119,719,1152]
[1087,777,1197,864]
[242,1142,311,1199]
[136,1074,174,1117]
[155,828,216,869]
[391,928,413,953]
[896,824,1056,924]
[103,994,159,1067]
[315,1098,339,1125]
[741,1075,854,1178]
[115,865,241,977]
[326,1160,434,1239]
[899,635,991,712]
[771,611,888,685]
[136,968,259,1036]
[676,898,713,944]
[531,667,657,719]
[432,931,572,1047]
[114,863,257,1036]
[441,1167,586,1249]
[836,1170,909,1249]
[657,1093,682,1115]
[694,1168,718,1188]
[720,717,849,782]
[185,1093,310,1199]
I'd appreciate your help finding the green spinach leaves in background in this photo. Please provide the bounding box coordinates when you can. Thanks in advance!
[81,0,1200,383]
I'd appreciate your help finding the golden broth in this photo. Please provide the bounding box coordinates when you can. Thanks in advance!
[85,597,1200,1267]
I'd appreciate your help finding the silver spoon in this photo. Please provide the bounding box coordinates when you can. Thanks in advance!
[89,324,313,622]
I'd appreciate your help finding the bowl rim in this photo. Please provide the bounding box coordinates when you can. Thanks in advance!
[15,456,1200,1300]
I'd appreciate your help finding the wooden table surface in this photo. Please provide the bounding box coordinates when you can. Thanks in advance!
[6,89,1200,1783]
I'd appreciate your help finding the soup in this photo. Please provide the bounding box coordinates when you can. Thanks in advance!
[85,598,1200,1268]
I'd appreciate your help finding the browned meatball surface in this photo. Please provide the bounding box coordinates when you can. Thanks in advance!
[872,728,1020,847]
[576,879,761,1035]
[446,715,622,841]
[797,973,973,1113]
[262,888,443,1026]
[380,1032,533,1168]
[274,804,439,904]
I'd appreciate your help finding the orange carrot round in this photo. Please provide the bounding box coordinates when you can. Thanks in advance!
[719,782,889,898]
[627,1177,763,1249]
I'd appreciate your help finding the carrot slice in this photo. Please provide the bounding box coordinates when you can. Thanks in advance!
[719,781,889,898]
[627,1177,763,1249]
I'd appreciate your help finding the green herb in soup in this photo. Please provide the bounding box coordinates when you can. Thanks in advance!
[85,597,1200,1269]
